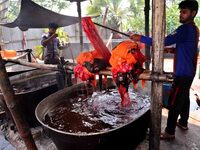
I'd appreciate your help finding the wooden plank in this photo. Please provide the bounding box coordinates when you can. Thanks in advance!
[150,0,166,150]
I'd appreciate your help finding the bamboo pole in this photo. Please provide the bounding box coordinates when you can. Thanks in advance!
[94,22,129,37]
[6,58,172,83]
[0,55,37,149]
[77,1,83,52]
[5,59,74,72]
[144,0,150,70]
[150,0,166,150]
[6,59,60,71]
[99,69,173,82]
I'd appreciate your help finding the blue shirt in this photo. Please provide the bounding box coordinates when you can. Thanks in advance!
[140,22,199,77]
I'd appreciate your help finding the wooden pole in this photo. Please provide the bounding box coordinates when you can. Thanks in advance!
[144,0,150,70]
[6,59,60,71]
[77,1,83,52]
[5,59,74,72]
[0,55,37,150]
[150,0,166,150]
[100,6,109,37]
[94,22,129,37]
[99,69,173,82]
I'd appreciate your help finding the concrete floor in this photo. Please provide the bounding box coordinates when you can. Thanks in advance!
[136,108,200,150]
[0,132,15,150]
[160,109,200,150]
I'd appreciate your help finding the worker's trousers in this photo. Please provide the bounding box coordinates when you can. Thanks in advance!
[165,76,194,135]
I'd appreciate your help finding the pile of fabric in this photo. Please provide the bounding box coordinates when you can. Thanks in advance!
[74,50,107,84]
[75,17,146,107]
[109,40,146,106]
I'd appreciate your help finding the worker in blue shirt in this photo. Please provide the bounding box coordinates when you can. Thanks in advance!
[130,0,199,140]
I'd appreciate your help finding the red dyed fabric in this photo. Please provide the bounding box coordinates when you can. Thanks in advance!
[82,17,111,64]
[74,64,94,81]
[118,85,131,107]
[110,40,146,107]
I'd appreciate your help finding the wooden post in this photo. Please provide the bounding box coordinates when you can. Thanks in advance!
[150,0,166,150]
[0,55,37,150]
[144,0,150,70]
[77,1,83,52]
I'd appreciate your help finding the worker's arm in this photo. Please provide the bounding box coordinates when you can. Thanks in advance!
[130,25,186,47]
[131,33,179,46]
[41,33,58,47]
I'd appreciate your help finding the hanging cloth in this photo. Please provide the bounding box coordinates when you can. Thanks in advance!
[82,17,111,64]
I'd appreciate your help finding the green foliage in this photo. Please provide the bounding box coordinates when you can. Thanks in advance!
[34,0,70,13]
[128,0,145,33]
[166,1,181,34]
[56,28,69,47]
[86,0,131,32]
[34,45,44,60]
[6,0,70,21]
[86,0,145,34]
[86,0,200,35]
[195,17,200,28]
[7,0,21,21]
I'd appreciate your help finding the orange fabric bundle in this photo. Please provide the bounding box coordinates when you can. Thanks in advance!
[76,50,103,65]
[109,40,139,69]
[74,50,105,82]
[109,40,145,107]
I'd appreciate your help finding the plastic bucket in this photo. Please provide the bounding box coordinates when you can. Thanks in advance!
[162,83,172,108]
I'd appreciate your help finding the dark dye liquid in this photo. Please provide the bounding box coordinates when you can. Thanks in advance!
[44,88,150,134]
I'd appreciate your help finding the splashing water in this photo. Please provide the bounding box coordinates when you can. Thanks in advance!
[44,87,150,134]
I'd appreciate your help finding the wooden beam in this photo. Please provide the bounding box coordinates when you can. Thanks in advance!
[150,0,166,150]
[0,55,37,149]
[99,69,173,82]
[5,59,60,71]
[144,0,150,70]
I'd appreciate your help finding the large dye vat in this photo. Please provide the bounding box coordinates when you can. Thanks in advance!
[0,70,59,127]
[36,81,151,150]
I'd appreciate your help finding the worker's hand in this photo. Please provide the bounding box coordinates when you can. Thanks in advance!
[129,34,141,42]
[52,33,58,38]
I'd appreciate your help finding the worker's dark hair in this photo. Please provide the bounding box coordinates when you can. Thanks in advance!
[179,0,199,15]
[48,23,59,29]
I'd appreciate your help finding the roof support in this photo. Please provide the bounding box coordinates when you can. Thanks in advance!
[77,1,84,52]
[150,0,166,149]
[144,0,150,70]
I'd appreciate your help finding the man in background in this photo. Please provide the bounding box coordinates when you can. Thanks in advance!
[41,23,60,64]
